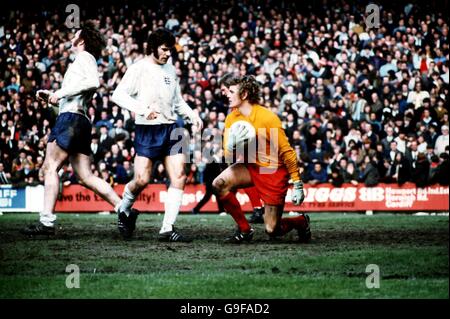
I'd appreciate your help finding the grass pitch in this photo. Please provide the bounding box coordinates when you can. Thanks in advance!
[0,213,448,298]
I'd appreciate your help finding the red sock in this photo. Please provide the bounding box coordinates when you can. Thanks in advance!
[220,192,251,233]
[277,215,307,236]
[245,187,262,208]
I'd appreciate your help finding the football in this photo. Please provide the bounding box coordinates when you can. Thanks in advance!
[229,120,256,143]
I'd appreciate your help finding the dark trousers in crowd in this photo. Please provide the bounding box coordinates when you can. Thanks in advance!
[193,183,225,213]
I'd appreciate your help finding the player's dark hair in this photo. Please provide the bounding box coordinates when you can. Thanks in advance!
[79,20,106,59]
[146,28,175,57]
[218,73,239,88]
[237,75,261,104]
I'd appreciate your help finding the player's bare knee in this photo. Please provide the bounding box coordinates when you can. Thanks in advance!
[212,177,228,196]
[265,222,277,236]
[41,161,57,176]
[265,225,275,235]
[172,172,186,187]
[77,172,93,186]
[134,174,149,189]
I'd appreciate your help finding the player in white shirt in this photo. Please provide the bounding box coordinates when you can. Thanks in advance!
[22,21,123,237]
[111,28,203,242]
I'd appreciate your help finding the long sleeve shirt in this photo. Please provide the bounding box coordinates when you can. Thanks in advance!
[55,51,99,115]
[111,58,196,125]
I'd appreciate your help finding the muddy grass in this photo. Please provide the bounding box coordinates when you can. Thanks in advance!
[0,213,448,298]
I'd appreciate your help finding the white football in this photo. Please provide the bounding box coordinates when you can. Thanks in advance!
[229,120,256,141]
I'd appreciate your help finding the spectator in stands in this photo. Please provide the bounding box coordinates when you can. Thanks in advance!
[0,162,11,184]
[407,81,430,109]
[343,161,360,186]
[388,152,411,185]
[308,139,326,163]
[109,119,130,141]
[101,169,115,186]
[412,153,430,188]
[151,161,169,186]
[387,140,401,164]
[306,162,328,186]
[434,125,449,156]
[329,167,344,187]
[95,110,113,130]
[359,155,380,187]
[430,153,449,185]
[98,125,114,156]
[405,139,420,169]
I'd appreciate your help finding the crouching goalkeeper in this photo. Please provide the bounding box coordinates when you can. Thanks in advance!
[212,75,311,244]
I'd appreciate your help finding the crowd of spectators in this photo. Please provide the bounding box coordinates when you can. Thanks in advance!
[0,0,449,190]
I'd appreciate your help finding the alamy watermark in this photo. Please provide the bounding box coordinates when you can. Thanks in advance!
[365,264,380,289]
[65,264,80,288]
[65,4,80,28]
[365,4,380,29]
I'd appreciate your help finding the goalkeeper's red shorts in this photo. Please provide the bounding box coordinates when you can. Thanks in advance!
[247,164,289,206]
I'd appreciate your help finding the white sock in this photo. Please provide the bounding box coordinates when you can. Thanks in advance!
[40,212,56,227]
[160,187,183,233]
[119,184,136,216]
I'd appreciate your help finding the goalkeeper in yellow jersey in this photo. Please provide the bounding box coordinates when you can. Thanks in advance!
[212,75,311,244]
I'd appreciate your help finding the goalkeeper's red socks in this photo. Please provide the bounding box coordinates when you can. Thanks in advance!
[277,215,308,235]
[220,192,251,233]
[245,186,262,209]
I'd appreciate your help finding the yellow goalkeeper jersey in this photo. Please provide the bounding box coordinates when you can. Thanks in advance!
[224,104,301,182]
